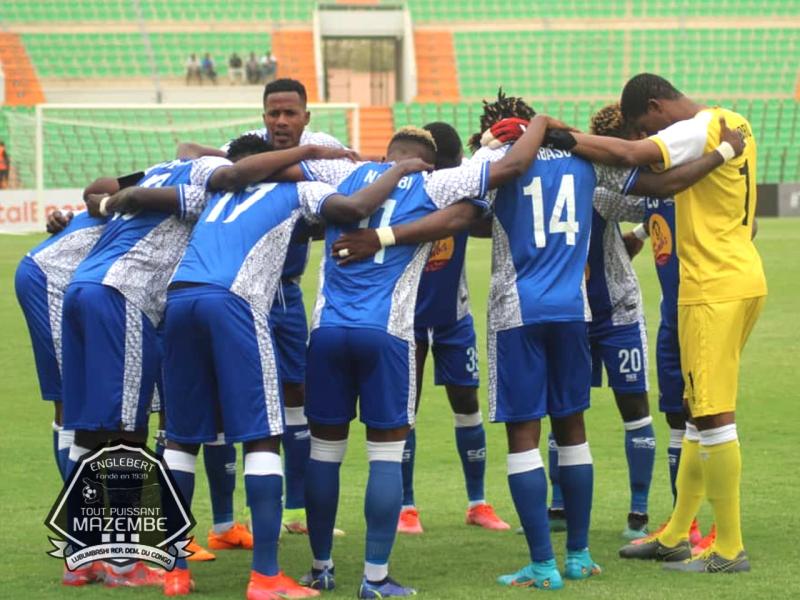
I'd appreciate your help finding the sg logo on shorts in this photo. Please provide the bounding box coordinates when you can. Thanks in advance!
[648,214,673,267]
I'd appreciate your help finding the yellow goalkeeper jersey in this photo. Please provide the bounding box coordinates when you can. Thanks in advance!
[649,107,767,305]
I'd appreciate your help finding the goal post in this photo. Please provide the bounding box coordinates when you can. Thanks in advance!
[7,102,359,202]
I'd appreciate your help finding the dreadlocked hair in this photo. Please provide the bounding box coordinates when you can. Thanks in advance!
[468,88,536,152]
[590,103,628,139]
[390,126,438,153]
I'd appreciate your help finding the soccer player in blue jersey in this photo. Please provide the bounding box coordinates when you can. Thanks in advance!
[397,122,509,534]
[142,134,429,599]
[295,117,563,598]
[62,140,341,589]
[15,200,112,486]
[180,103,354,555]
[217,78,347,536]
[60,158,226,589]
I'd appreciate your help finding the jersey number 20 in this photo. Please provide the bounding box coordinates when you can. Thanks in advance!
[523,174,578,248]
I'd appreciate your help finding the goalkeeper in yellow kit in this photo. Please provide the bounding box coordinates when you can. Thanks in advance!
[565,73,767,573]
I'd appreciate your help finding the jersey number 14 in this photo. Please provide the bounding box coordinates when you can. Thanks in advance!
[523,174,578,248]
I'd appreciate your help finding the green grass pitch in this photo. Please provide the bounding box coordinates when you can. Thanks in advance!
[1,218,798,598]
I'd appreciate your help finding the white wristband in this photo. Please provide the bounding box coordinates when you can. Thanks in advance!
[375,226,396,248]
[99,195,111,217]
[715,141,736,163]
[632,223,649,240]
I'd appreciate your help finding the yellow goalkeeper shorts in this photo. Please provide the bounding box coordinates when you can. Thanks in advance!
[678,296,765,418]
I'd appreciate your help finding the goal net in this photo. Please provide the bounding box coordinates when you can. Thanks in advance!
[4,103,360,191]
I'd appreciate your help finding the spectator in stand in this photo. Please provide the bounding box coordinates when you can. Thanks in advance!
[185,53,202,85]
[0,141,9,189]
[259,49,277,83]
[201,53,218,85]
[228,52,245,85]
[246,52,260,84]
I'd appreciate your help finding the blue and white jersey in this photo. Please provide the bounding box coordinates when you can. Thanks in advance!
[472,145,634,331]
[223,129,346,283]
[28,211,109,293]
[643,195,679,329]
[414,230,470,328]
[172,181,336,314]
[586,188,645,326]
[302,159,490,342]
[71,156,230,325]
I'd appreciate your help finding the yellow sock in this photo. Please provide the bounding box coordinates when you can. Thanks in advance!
[659,437,704,547]
[700,440,743,559]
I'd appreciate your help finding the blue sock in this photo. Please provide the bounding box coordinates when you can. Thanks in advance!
[52,426,60,478]
[558,443,594,551]
[283,424,310,510]
[171,471,195,570]
[305,458,341,562]
[246,473,283,576]
[155,429,166,458]
[203,443,236,526]
[547,433,563,510]
[667,429,684,505]
[401,429,416,507]
[365,460,402,568]
[624,418,655,514]
[508,451,553,563]
[163,449,197,571]
[455,423,486,503]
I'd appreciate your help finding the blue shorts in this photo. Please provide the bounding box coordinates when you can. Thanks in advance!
[490,321,591,422]
[306,327,415,429]
[269,281,308,385]
[163,286,284,444]
[15,256,61,401]
[414,314,479,387]
[589,317,649,394]
[656,321,685,414]
[61,282,158,432]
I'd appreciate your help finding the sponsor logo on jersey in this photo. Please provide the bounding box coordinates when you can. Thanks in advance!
[649,213,673,267]
[424,236,455,272]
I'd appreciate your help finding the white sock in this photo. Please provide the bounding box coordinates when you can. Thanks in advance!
[364,561,388,582]
[313,558,334,570]
[213,521,234,534]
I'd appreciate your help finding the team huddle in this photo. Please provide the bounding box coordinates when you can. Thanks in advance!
[15,73,766,598]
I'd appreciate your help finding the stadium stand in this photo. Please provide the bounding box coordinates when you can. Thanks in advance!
[2,1,798,23]
[0,1,797,185]
[21,33,273,79]
[455,28,799,99]
[0,0,314,23]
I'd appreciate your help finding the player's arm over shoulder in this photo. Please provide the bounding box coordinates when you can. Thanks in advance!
[570,114,710,169]
[311,158,432,223]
